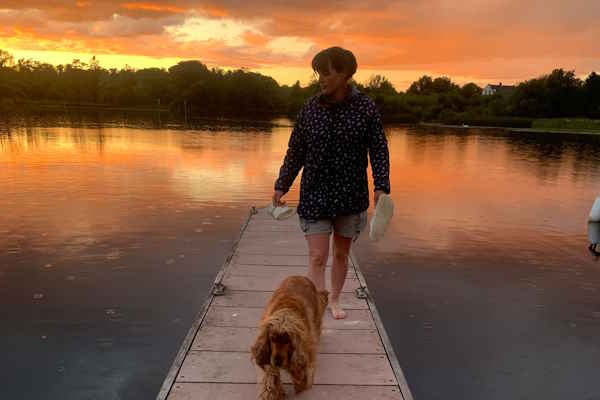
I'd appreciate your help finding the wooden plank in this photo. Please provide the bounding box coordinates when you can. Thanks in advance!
[229,261,332,269]
[237,230,305,238]
[236,236,306,244]
[246,210,298,225]
[245,223,301,232]
[221,275,359,292]
[212,291,368,309]
[203,307,375,330]
[177,352,397,386]
[226,264,357,280]
[231,253,338,266]
[237,237,306,246]
[169,383,403,400]
[235,245,308,255]
[191,326,384,354]
[250,213,299,221]
[236,240,306,249]
[245,221,299,229]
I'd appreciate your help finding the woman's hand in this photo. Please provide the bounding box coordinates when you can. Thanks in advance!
[374,190,385,206]
[272,190,286,207]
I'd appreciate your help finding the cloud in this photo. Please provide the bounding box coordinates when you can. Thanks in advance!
[120,2,186,15]
[0,0,599,88]
[0,8,184,38]
[165,14,263,46]
[266,36,314,57]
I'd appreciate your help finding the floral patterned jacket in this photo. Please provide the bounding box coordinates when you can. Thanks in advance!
[274,85,390,220]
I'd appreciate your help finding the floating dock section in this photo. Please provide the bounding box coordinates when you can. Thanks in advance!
[157,207,413,400]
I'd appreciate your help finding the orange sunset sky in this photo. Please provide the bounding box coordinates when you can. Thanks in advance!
[1,1,599,90]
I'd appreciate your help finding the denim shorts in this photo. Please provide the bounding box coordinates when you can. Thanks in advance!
[298,211,368,242]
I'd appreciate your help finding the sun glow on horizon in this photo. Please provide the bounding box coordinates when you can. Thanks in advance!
[0,46,513,90]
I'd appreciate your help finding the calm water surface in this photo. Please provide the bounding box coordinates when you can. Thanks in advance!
[1,121,600,400]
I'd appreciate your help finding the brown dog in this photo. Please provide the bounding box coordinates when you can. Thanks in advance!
[251,276,329,400]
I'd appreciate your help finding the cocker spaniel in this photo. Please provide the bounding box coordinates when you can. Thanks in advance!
[251,275,329,400]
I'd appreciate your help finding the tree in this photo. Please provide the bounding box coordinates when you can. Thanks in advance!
[510,68,584,118]
[460,83,482,99]
[0,49,13,68]
[135,68,171,106]
[168,60,211,94]
[407,75,433,95]
[367,74,397,95]
[431,76,459,93]
[88,56,101,71]
[545,68,583,116]
[585,72,600,118]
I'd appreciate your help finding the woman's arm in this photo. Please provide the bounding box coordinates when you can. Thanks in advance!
[368,108,391,196]
[274,108,307,195]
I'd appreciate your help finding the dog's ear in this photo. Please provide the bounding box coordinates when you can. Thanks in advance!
[251,324,271,368]
[288,330,308,377]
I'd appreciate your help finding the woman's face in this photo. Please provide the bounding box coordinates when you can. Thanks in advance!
[317,59,349,96]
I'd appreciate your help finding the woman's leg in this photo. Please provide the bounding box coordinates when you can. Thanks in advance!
[306,234,330,291]
[331,233,352,319]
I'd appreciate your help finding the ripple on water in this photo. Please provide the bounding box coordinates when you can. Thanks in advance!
[105,250,122,260]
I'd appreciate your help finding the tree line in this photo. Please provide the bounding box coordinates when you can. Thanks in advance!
[1,49,599,126]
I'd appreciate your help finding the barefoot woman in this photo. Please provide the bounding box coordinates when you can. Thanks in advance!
[272,46,390,319]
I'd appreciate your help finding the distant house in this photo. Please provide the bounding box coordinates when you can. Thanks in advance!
[482,83,516,96]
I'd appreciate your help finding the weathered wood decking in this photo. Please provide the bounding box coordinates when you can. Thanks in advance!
[157,207,413,400]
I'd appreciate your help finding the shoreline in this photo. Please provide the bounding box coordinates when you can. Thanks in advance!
[419,122,600,135]
[2,109,598,135]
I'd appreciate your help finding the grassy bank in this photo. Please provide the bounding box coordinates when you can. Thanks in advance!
[532,118,600,132]
[420,120,600,136]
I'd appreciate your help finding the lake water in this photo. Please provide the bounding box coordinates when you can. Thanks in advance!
[1,120,600,400]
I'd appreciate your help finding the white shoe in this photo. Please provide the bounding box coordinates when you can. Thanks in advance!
[590,196,600,222]
[588,222,600,244]
[369,194,394,241]
[265,203,296,220]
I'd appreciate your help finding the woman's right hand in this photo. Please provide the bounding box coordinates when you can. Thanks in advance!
[272,190,286,207]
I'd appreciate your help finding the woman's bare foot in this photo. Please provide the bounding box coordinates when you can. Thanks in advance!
[329,299,346,319]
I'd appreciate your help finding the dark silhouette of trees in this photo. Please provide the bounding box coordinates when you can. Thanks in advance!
[407,75,434,95]
[460,83,482,99]
[510,69,584,118]
[1,48,599,127]
[584,72,600,118]
[0,49,13,68]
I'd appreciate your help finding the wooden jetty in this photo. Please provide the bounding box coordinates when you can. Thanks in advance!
[157,207,413,400]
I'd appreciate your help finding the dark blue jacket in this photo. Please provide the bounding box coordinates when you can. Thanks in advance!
[274,85,390,220]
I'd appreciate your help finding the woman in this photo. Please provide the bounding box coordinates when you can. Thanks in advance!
[272,46,390,319]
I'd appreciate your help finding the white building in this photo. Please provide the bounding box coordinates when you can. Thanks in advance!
[482,83,516,96]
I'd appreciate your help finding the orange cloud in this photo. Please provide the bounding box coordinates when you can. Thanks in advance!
[121,2,186,14]
[201,4,229,18]
[0,1,599,89]
[241,31,268,47]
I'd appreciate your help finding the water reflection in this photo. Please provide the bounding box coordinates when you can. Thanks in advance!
[0,124,295,399]
[358,126,600,400]
[1,123,600,399]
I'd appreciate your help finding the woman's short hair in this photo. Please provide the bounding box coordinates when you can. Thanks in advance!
[311,47,357,79]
